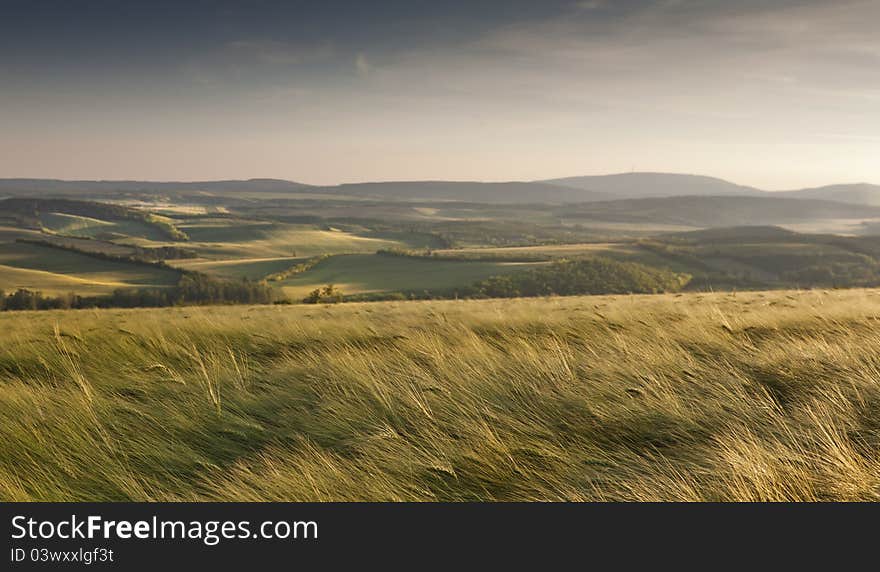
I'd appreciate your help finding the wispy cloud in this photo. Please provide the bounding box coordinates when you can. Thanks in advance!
[4,1,880,187]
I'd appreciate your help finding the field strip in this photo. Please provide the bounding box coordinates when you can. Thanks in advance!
[0,264,133,287]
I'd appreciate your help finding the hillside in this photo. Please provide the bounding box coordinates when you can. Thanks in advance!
[542,172,765,199]
[276,253,541,299]
[0,178,310,197]
[777,183,880,206]
[0,178,610,203]
[318,181,613,203]
[6,175,880,207]
[2,289,879,501]
[558,195,880,227]
[0,241,182,296]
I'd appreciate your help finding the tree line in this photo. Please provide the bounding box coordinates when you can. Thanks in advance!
[335,257,691,303]
[17,238,196,263]
[0,274,277,312]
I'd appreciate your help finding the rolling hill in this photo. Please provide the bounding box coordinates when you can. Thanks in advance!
[4,174,880,206]
[0,178,310,197]
[0,241,181,296]
[777,183,880,206]
[317,181,614,203]
[541,172,765,199]
[557,195,880,228]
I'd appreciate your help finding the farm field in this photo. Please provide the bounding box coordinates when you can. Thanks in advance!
[2,288,879,501]
[127,220,423,260]
[170,256,305,280]
[0,241,181,295]
[40,211,168,241]
[277,253,545,298]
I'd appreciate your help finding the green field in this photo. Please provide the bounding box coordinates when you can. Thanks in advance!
[130,220,416,260]
[171,256,305,280]
[40,212,167,241]
[2,289,879,501]
[278,253,544,298]
[0,242,180,295]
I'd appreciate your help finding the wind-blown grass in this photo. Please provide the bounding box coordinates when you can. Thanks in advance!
[1,289,879,501]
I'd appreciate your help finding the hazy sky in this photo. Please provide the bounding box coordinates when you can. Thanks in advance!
[1,0,878,188]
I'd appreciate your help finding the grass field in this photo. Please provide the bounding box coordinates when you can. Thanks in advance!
[170,256,305,280]
[0,242,181,295]
[0,265,133,296]
[131,220,415,260]
[277,253,544,298]
[40,212,167,241]
[2,288,879,501]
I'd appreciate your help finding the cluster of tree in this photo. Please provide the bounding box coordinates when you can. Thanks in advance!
[265,254,331,282]
[175,273,276,305]
[144,213,190,241]
[302,284,344,304]
[781,262,880,288]
[376,247,548,263]
[635,241,718,273]
[0,274,277,312]
[468,258,690,298]
[16,238,196,263]
[0,289,85,311]
[640,232,880,290]
[376,247,432,258]
[342,258,690,303]
[130,244,197,261]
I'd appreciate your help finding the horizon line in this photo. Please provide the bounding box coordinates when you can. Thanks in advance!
[0,172,875,193]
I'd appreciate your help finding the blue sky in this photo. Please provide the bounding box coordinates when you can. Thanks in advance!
[1,0,878,188]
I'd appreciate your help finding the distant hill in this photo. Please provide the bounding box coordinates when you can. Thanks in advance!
[0,178,310,196]
[541,172,765,199]
[776,183,880,206]
[0,178,611,203]
[557,195,880,227]
[4,174,880,206]
[661,225,800,242]
[316,181,614,203]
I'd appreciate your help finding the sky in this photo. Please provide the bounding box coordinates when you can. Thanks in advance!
[1,0,878,189]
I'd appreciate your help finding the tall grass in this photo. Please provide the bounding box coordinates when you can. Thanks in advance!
[1,289,879,501]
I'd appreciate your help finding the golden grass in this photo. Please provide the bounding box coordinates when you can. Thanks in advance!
[1,289,879,501]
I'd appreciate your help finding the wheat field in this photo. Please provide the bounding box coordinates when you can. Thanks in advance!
[1,289,879,501]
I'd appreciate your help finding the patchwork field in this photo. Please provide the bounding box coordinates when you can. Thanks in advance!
[171,256,305,280]
[132,220,421,260]
[2,288,880,501]
[40,211,167,241]
[277,253,544,298]
[0,242,181,295]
